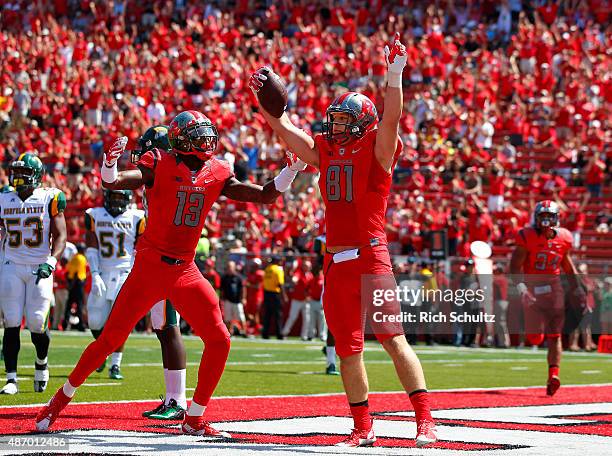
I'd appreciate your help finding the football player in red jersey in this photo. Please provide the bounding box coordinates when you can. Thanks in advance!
[510,200,585,396]
[250,33,437,448]
[36,110,306,435]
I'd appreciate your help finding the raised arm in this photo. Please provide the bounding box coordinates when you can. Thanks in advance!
[249,69,319,167]
[375,32,407,173]
[101,137,154,190]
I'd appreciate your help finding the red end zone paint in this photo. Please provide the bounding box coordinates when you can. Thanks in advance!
[2,385,611,452]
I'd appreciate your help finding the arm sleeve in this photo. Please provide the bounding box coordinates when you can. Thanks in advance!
[137,216,147,236]
[49,191,67,216]
[137,149,159,171]
[84,210,95,232]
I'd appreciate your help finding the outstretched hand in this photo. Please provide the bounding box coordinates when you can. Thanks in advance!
[384,32,407,74]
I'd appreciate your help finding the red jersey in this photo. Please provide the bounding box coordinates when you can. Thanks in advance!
[292,271,313,301]
[246,270,264,307]
[308,273,324,300]
[137,149,233,261]
[315,129,402,247]
[515,227,572,275]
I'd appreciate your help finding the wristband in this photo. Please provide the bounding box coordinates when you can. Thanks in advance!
[46,256,58,270]
[274,166,298,192]
[387,71,402,88]
[101,162,118,183]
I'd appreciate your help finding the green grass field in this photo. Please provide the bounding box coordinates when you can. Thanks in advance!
[1,330,611,406]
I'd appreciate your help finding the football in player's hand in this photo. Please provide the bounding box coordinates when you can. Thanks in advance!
[256,68,288,118]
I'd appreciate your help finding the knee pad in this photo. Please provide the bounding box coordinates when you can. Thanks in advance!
[526,333,544,346]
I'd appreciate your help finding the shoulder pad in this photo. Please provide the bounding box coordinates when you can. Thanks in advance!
[209,159,234,182]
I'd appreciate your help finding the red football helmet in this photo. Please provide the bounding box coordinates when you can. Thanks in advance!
[533,200,560,230]
[322,92,378,145]
[168,110,218,161]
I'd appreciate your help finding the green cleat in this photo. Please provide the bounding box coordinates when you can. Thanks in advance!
[326,364,340,376]
[109,365,123,380]
[96,359,106,373]
[142,396,166,417]
[148,399,186,420]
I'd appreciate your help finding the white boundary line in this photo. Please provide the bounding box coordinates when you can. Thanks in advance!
[2,383,611,409]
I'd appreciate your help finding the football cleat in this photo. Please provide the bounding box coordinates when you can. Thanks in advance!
[142,396,166,417]
[34,368,49,393]
[416,419,438,448]
[326,364,340,376]
[182,415,231,438]
[0,381,18,395]
[109,365,123,380]
[335,425,376,447]
[96,359,106,373]
[546,376,561,397]
[148,399,186,420]
[35,388,71,431]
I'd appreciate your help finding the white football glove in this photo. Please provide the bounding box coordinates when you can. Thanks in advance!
[104,136,128,167]
[286,151,307,172]
[384,32,408,74]
[91,272,107,297]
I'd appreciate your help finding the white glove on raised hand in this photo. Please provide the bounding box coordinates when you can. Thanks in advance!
[286,151,307,172]
[104,136,128,167]
[384,32,408,74]
[91,272,107,297]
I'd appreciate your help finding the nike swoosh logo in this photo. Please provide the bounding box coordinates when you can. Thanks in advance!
[204,179,215,184]
[352,148,361,154]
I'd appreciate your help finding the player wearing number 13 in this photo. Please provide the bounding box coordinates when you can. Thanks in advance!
[36,110,306,435]
[0,153,67,395]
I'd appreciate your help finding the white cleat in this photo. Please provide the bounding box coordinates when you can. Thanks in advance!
[34,369,49,392]
[0,382,18,395]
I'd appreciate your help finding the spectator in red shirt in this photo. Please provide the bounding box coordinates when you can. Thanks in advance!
[584,152,606,197]
[488,162,508,213]
[281,260,313,340]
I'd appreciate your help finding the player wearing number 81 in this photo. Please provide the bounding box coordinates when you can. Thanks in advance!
[0,153,67,395]
[250,32,437,447]
[84,189,145,380]
[36,110,306,435]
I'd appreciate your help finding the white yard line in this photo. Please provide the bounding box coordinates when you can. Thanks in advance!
[2,383,611,409]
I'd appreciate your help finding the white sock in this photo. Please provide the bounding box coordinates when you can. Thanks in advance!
[187,400,206,417]
[165,369,187,409]
[110,352,123,367]
[36,357,48,366]
[6,372,17,382]
[62,381,77,398]
[326,346,336,366]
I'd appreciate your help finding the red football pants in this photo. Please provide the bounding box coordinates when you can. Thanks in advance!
[68,247,230,405]
[323,245,403,358]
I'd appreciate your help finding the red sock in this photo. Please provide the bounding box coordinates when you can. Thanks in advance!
[410,390,433,422]
[349,400,371,431]
[549,365,559,379]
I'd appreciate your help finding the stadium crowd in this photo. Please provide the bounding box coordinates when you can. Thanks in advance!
[0,1,610,344]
